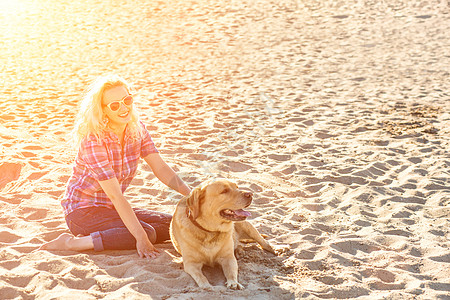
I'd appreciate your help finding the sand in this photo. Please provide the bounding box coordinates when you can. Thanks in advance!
[1,0,449,299]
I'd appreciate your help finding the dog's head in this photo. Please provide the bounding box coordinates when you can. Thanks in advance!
[187,179,253,222]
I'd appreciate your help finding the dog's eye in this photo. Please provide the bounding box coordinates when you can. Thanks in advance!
[220,188,229,194]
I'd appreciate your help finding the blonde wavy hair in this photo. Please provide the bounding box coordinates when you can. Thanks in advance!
[72,74,142,147]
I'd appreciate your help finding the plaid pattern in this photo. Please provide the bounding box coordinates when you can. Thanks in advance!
[61,122,158,216]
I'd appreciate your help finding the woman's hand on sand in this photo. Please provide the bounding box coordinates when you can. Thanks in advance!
[136,237,160,259]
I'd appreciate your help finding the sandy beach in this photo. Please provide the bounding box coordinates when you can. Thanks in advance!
[1,0,449,299]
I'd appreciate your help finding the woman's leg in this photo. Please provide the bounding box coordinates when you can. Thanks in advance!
[40,207,168,252]
[66,206,157,251]
[89,221,156,251]
[38,233,94,251]
[133,208,172,243]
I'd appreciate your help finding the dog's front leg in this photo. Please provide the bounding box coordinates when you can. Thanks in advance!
[218,256,243,290]
[235,221,275,254]
[183,261,211,288]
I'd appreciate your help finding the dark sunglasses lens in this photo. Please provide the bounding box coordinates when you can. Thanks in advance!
[124,95,133,105]
[109,102,121,111]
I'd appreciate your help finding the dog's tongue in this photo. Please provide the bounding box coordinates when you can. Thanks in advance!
[234,209,251,218]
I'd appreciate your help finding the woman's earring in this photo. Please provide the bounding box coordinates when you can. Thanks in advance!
[102,116,109,126]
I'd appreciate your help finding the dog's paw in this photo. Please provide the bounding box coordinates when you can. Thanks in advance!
[226,280,244,290]
[263,244,277,255]
[197,283,214,291]
[273,244,291,256]
[234,245,245,259]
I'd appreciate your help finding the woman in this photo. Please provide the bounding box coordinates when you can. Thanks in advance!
[40,74,191,259]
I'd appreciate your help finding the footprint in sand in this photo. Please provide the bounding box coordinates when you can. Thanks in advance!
[0,162,22,190]
[383,229,413,237]
[220,160,252,172]
[0,230,22,243]
[22,145,43,151]
[268,154,291,161]
[428,253,450,263]
[0,272,37,289]
[35,259,71,274]
[0,259,21,271]
[21,151,37,158]
[17,207,48,221]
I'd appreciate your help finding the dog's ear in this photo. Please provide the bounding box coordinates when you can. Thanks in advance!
[187,186,204,219]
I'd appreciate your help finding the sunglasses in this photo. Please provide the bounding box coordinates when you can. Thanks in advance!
[104,95,133,111]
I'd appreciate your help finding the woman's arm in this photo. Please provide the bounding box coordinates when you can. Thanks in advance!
[98,177,159,259]
[144,153,191,196]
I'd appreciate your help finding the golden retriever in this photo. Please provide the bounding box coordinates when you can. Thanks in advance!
[170,179,275,289]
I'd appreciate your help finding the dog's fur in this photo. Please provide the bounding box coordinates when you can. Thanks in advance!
[170,179,275,289]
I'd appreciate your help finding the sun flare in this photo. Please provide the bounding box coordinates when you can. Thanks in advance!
[0,0,26,16]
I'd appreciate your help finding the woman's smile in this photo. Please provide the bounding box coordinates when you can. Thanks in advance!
[103,85,133,128]
[118,111,129,118]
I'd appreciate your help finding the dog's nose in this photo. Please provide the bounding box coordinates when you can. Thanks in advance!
[243,192,253,199]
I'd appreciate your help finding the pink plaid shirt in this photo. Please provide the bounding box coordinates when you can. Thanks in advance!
[61,122,158,216]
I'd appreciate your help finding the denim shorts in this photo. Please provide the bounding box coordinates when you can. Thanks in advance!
[65,206,172,251]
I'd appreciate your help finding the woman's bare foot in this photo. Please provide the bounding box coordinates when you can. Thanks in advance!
[37,232,94,252]
[38,233,75,251]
